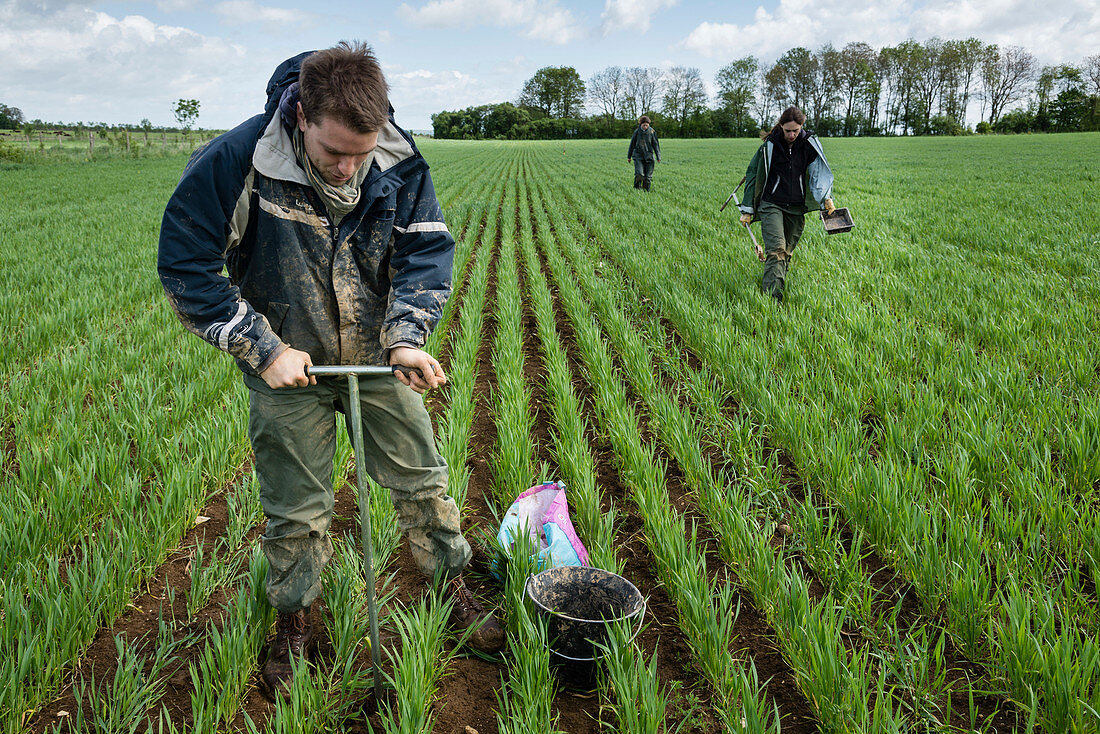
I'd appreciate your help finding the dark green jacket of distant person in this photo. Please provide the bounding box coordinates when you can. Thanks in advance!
[738,129,833,223]
[627,126,661,163]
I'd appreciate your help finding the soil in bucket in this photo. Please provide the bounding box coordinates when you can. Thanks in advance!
[526,566,645,691]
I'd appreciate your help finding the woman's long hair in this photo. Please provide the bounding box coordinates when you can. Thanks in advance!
[767,106,807,138]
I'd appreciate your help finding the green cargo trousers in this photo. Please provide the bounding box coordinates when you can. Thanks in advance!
[633,158,655,190]
[244,373,471,612]
[758,200,806,299]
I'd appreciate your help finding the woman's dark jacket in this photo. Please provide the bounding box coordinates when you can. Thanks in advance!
[627,126,661,162]
[738,128,832,222]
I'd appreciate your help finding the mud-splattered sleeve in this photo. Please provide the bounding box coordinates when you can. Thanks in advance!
[381,169,454,350]
[157,118,288,374]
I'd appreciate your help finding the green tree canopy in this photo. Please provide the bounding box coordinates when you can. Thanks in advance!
[173,99,201,130]
[0,103,26,130]
[715,56,758,135]
[518,66,585,118]
[661,66,707,135]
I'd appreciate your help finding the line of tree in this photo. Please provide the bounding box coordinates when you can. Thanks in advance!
[0,104,26,130]
[432,41,1100,139]
[0,99,203,135]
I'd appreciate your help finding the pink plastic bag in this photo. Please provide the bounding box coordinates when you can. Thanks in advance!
[495,481,590,576]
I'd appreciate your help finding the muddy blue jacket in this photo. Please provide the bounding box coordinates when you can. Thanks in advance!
[158,52,453,375]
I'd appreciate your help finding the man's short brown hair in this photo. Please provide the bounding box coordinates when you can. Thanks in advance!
[299,41,390,133]
[639,115,651,125]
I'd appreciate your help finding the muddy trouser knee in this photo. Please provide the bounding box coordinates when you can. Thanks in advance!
[246,374,470,612]
[758,201,806,296]
[340,375,470,584]
[246,374,340,613]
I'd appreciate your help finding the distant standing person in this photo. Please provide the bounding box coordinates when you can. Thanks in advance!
[627,115,661,191]
[739,106,835,302]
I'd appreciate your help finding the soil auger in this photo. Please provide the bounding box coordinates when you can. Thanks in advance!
[304,363,422,704]
[720,177,765,261]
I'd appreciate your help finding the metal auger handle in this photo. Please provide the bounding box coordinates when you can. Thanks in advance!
[306,364,424,380]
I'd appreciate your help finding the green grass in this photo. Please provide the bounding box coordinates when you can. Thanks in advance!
[2,134,1098,732]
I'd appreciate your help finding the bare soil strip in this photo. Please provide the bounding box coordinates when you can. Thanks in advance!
[430,196,507,734]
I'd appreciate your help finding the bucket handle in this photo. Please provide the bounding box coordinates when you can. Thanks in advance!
[545,598,647,663]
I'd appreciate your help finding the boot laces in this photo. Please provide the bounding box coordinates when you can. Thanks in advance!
[450,578,485,617]
[274,611,308,657]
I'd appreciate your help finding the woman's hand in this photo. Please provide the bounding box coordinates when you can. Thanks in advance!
[740,213,752,226]
[823,198,836,214]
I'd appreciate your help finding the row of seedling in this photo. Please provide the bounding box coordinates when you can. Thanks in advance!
[265,151,522,733]
[516,170,682,732]
[485,169,569,734]
[550,154,1017,722]
[526,171,784,732]
[19,144,507,733]
[542,147,1096,730]
[551,182,1004,731]
[330,148,518,733]
[0,156,187,369]
[574,143,1099,603]
[48,471,266,733]
[430,154,518,513]
[1,350,247,733]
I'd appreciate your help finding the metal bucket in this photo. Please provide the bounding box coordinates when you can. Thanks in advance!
[526,566,644,659]
[526,566,645,690]
[821,207,855,234]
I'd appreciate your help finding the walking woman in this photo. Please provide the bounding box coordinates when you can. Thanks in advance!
[738,106,835,301]
[627,115,661,191]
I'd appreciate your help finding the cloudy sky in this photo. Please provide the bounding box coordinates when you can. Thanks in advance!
[1,0,1096,132]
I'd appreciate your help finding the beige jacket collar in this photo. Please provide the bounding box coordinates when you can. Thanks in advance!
[253,114,417,184]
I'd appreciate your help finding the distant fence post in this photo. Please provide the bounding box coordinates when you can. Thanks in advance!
[89,132,95,156]
[162,132,167,149]
[126,130,131,154]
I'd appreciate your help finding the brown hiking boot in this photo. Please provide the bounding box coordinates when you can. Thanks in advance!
[447,576,505,653]
[262,607,314,698]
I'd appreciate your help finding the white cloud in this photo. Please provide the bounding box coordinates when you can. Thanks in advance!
[396,0,584,44]
[386,67,514,130]
[680,0,1097,64]
[910,0,1100,61]
[389,68,480,95]
[527,6,583,43]
[681,0,910,60]
[0,4,263,126]
[156,0,197,12]
[600,0,679,34]
[213,0,313,28]
[7,0,86,13]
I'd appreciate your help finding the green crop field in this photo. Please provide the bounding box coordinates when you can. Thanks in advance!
[2,134,1098,733]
